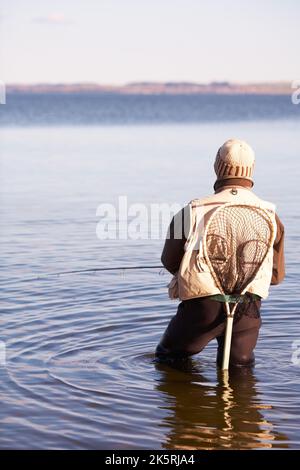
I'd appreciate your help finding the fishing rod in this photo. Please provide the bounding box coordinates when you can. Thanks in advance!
[11,265,165,283]
[38,265,164,277]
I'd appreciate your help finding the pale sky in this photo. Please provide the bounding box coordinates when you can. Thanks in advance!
[1,0,299,84]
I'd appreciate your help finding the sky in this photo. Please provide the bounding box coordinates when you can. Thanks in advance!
[0,0,299,84]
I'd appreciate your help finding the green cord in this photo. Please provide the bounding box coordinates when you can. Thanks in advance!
[209,293,261,304]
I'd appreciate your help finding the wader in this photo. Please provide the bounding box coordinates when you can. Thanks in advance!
[156,295,261,367]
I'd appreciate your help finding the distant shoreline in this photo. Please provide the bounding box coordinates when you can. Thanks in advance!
[6,81,292,95]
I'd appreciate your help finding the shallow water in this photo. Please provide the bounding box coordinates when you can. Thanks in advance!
[1,100,300,448]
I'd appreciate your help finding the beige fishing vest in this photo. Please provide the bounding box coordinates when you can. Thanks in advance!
[170,187,277,301]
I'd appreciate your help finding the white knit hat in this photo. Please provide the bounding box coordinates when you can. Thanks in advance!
[214,138,255,182]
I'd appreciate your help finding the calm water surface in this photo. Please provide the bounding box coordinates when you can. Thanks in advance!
[0,95,300,449]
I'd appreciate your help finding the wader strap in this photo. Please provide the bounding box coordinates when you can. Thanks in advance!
[209,293,261,304]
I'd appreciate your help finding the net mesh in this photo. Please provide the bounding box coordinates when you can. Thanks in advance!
[204,205,273,295]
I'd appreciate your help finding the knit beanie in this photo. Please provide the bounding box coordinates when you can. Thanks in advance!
[214,139,255,182]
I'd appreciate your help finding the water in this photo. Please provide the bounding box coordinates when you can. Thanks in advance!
[1,93,299,126]
[0,94,300,449]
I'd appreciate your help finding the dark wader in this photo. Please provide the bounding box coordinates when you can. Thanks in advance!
[155,295,261,367]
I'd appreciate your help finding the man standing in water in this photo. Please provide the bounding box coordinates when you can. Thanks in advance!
[156,139,285,367]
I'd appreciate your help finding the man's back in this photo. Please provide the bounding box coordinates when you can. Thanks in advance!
[162,183,285,286]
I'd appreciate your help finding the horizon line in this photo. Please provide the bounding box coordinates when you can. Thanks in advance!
[5,80,292,86]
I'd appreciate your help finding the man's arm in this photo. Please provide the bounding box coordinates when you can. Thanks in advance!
[271,213,285,285]
[161,208,188,274]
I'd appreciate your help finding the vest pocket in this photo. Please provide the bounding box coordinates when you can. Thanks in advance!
[196,255,210,273]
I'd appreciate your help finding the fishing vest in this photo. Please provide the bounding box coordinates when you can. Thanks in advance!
[171,187,277,301]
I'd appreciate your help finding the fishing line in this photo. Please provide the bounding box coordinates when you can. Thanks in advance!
[7,265,165,284]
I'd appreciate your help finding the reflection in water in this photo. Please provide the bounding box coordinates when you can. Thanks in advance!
[155,361,289,450]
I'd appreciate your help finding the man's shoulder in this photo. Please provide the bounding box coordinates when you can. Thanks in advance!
[189,193,215,208]
[188,190,277,213]
[250,191,277,212]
